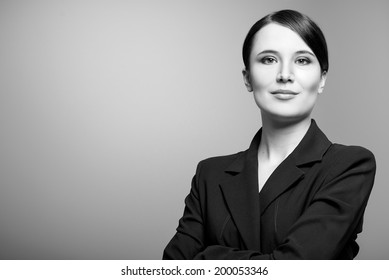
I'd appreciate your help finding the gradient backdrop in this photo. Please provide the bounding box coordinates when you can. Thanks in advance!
[0,0,388,259]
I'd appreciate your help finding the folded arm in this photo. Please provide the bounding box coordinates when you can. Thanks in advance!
[163,148,376,260]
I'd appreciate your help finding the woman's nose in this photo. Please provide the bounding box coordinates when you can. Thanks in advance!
[276,64,295,83]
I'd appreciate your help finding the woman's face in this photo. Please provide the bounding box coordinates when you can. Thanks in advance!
[243,23,326,123]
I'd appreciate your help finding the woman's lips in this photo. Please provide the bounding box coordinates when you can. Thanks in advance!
[270,89,299,100]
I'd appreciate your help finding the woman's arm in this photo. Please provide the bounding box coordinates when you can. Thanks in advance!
[194,147,376,259]
[163,163,206,259]
[164,147,376,260]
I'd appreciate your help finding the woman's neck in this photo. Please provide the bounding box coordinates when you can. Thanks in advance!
[258,116,312,163]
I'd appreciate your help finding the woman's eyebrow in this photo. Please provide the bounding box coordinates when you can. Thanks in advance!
[256,50,279,56]
[256,50,315,56]
[295,50,315,56]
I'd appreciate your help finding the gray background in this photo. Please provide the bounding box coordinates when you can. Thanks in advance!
[0,0,388,259]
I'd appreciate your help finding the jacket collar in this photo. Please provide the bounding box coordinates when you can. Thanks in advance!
[226,119,332,173]
[219,119,332,250]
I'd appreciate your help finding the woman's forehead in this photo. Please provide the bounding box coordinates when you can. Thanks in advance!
[251,23,313,54]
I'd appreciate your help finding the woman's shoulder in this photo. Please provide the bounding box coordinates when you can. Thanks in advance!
[196,151,246,174]
[323,143,376,171]
[326,143,375,161]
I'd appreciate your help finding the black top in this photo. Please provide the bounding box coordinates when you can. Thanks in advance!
[163,120,376,259]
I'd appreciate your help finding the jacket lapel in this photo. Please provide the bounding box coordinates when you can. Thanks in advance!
[219,120,332,249]
[219,129,261,251]
[259,120,332,214]
[258,157,304,214]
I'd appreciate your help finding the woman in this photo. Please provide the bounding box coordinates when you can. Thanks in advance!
[163,9,376,260]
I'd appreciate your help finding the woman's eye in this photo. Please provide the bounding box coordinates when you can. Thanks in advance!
[296,57,311,65]
[261,57,277,64]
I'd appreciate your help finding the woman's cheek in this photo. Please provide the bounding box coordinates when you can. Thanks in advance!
[298,69,322,93]
[251,69,275,90]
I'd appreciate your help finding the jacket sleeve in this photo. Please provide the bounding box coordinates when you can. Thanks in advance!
[194,147,376,260]
[163,162,206,259]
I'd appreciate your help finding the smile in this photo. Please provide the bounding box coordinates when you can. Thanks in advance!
[270,89,299,100]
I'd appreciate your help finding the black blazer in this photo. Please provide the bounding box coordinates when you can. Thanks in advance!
[163,120,376,259]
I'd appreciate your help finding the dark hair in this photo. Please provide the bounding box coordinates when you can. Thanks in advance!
[242,9,328,73]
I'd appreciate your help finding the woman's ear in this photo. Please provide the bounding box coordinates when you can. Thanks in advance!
[242,68,253,92]
[318,71,327,94]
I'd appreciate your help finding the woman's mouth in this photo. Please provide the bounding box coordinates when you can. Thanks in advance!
[270,89,299,100]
